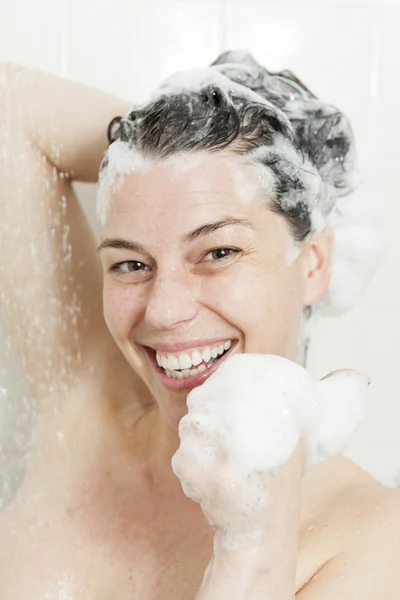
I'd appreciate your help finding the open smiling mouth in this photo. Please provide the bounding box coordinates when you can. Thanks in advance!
[144,339,237,391]
[157,340,233,379]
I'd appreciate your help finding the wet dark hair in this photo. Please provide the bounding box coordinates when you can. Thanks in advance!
[103,50,355,243]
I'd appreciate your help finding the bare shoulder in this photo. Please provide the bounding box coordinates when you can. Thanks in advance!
[298,457,400,598]
[329,458,400,539]
[340,468,400,553]
[308,456,400,549]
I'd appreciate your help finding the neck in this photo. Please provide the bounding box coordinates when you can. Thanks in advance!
[143,405,187,492]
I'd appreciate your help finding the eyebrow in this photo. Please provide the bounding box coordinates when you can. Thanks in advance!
[97,239,147,253]
[97,218,254,254]
[182,218,254,243]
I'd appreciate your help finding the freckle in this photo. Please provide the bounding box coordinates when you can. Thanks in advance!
[66,507,75,520]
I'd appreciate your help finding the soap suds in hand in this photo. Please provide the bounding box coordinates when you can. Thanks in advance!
[172,354,367,550]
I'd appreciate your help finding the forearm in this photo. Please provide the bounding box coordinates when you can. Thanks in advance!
[0,62,131,181]
[196,491,300,600]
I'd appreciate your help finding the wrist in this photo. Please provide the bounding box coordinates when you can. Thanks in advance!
[197,547,295,600]
[211,463,302,554]
[199,485,301,600]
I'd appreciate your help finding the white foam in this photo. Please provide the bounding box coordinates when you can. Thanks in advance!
[315,189,385,315]
[164,152,204,178]
[172,354,367,549]
[153,67,289,131]
[97,141,150,225]
[312,370,366,458]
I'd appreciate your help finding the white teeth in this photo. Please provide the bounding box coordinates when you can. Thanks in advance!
[167,355,180,370]
[210,347,218,358]
[156,340,234,378]
[178,353,192,370]
[191,349,203,366]
[156,353,164,368]
[201,347,211,363]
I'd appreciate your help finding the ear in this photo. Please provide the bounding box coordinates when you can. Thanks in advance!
[298,227,334,307]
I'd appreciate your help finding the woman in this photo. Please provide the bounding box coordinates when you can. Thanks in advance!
[0,51,398,599]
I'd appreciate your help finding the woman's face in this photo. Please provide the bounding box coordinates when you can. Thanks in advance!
[99,151,330,417]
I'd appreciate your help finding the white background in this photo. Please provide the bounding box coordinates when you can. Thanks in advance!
[0,0,399,486]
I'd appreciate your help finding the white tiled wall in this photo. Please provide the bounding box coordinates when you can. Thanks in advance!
[1,0,400,485]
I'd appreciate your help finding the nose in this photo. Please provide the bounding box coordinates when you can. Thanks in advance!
[144,269,200,331]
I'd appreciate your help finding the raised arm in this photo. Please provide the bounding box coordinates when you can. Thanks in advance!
[1,63,129,181]
[0,63,133,402]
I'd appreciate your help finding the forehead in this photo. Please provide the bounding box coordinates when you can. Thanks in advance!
[104,152,267,231]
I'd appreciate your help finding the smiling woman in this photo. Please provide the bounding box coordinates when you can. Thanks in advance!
[98,150,315,412]
[0,52,398,600]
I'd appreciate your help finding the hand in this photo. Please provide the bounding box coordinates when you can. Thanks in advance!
[172,354,368,551]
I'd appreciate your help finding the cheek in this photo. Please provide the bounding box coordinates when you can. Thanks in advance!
[202,264,303,354]
[103,282,144,342]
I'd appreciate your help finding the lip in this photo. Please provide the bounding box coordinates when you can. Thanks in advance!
[143,340,238,392]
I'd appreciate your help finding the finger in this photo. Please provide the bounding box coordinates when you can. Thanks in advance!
[320,368,370,386]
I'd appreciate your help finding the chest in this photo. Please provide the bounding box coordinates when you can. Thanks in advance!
[0,500,213,600]
[0,443,345,599]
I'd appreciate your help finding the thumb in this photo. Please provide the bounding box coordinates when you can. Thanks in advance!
[320,368,370,386]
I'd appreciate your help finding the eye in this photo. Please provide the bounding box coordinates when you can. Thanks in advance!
[109,261,151,275]
[202,248,240,262]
